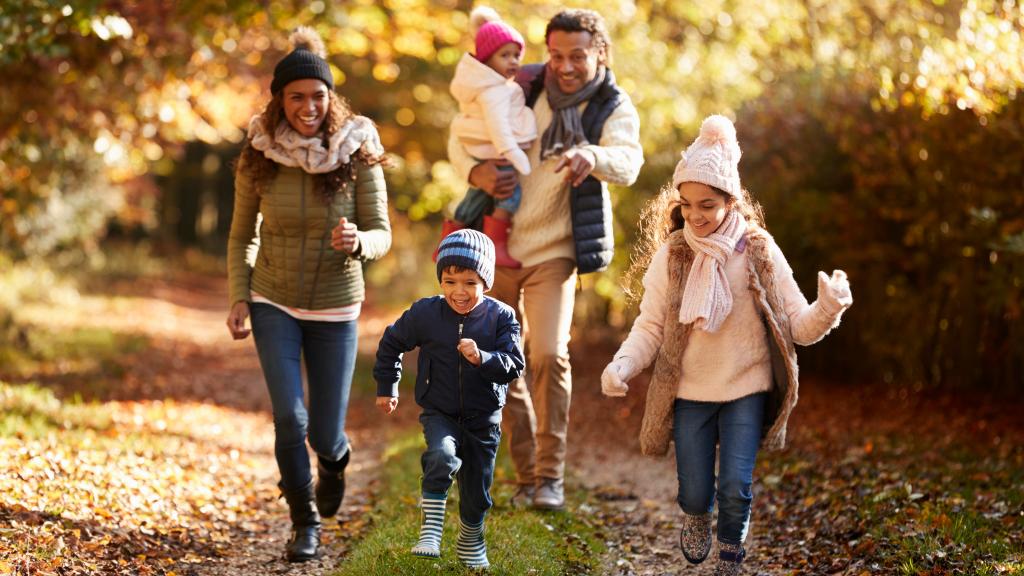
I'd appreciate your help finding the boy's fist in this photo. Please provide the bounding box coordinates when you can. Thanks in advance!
[376,396,398,414]
[457,338,482,366]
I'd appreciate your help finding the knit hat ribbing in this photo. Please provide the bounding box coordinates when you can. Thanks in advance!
[271,27,334,94]
[672,115,742,197]
[436,229,496,290]
[471,6,524,64]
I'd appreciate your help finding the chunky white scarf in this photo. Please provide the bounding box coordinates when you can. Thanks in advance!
[247,114,383,173]
[679,209,747,332]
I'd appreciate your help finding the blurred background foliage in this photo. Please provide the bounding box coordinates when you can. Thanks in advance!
[1,0,1021,388]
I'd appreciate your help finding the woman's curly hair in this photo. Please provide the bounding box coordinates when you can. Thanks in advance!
[622,183,765,303]
[237,91,387,204]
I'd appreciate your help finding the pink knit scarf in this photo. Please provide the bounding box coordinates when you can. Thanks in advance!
[679,209,747,332]
[247,114,382,174]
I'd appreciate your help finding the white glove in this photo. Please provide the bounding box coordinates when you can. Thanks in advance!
[816,270,853,314]
[337,115,384,162]
[502,147,532,176]
[601,358,635,397]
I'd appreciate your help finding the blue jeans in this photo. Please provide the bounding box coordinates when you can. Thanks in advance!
[250,303,357,491]
[673,393,766,546]
[419,410,501,525]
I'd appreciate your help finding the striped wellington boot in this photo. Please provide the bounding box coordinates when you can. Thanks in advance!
[456,519,489,569]
[411,492,446,558]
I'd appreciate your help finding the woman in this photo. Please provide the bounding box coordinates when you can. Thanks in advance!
[225,26,391,562]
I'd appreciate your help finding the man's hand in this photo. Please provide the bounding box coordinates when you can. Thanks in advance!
[457,338,482,366]
[555,148,596,187]
[226,301,251,340]
[331,217,360,254]
[376,396,398,414]
[468,159,518,199]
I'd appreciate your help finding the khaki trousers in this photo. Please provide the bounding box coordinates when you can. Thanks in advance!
[490,258,576,484]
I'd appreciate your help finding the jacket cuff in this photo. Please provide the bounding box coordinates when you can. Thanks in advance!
[376,380,399,398]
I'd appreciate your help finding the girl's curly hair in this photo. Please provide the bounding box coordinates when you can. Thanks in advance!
[622,183,765,303]
[237,91,387,203]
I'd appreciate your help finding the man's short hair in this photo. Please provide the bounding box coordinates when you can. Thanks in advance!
[545,9,613,66]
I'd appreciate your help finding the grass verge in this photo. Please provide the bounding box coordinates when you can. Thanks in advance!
[334,428,605,575]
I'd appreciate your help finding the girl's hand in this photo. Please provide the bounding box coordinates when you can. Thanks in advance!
[331,217,361,254]
[816,270,853,313]
[376,396,398,414]
[226,301,251,340]
[601,358,635,397]
[457,338,482,366]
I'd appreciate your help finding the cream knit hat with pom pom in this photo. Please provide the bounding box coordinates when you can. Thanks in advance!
[671,115,742,197]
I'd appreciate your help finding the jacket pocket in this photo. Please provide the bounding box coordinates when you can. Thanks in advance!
[491,382,507,410]
[415,358,432,404]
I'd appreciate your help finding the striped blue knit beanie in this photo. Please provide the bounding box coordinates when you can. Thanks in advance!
[436,229,495,289]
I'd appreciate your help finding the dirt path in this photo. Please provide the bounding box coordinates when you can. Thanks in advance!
[565,336,741,576]
[9,271,398,575]
[562,333,1024,576]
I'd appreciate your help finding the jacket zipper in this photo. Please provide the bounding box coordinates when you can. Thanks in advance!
[458,318,465,422]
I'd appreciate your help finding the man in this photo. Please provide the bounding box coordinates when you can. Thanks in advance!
[447,8,644,510]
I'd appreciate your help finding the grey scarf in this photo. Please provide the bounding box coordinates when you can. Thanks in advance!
[540,66,606,160]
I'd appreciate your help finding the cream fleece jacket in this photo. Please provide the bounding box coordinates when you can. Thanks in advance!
[447,85,643,268]
[449,53,538,174]
[614,237,848,402]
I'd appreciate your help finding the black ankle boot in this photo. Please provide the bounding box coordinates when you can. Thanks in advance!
[280,480,321,562]
[315,447,351,519]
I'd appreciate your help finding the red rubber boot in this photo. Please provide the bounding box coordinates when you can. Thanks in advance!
[433,219,467,262]
[483,215,521,269]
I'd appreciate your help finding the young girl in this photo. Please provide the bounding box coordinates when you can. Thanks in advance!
[601,115,852,575]
[442,6,538,268]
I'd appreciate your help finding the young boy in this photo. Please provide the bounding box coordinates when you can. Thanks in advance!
[374,229,525,569]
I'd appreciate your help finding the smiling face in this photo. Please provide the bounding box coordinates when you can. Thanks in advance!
[485,42,522,79]
[678,182,735,237]
[440,267,487,315]
[282,78,330,137]
[546,30,604,94]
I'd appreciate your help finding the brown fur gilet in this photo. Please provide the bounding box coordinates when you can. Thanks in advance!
[638,226,801,456]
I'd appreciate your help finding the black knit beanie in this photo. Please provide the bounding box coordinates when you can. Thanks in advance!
[271,27,334,94]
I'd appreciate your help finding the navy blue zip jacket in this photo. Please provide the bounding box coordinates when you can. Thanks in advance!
[374,295,524,425]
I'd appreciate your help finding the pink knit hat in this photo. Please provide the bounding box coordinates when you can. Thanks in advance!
[471,6,524,63]
[672,115,743,197]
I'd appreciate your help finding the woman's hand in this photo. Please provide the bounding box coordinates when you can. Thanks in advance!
[816,270,853,314]
[331,216,361,254]
[601,358,635,397]
[376,396,398,414]
[458,338,482,366]
[226,301,251,340]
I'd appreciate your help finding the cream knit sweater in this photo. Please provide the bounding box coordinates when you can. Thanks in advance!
[448,87,643,268]
[614,238,846,402]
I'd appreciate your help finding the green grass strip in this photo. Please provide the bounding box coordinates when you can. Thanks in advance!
[334,428,604,575]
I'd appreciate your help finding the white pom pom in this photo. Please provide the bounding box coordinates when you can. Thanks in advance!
[699,114,736,144]
[470,6,502,36]
[290,26,327,58]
